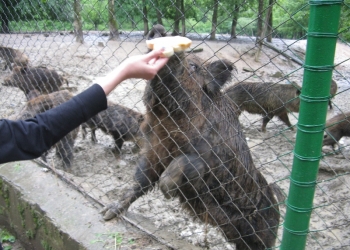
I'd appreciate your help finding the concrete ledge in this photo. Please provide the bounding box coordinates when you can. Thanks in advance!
[0,161,160,250]
[0,161,202,250]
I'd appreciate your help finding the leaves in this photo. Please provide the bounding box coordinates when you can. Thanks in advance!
[0,229,16,243]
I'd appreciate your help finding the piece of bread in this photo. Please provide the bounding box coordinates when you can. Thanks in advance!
[146,36,192,57]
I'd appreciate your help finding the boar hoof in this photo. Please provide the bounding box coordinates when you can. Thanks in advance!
[100,202,124,220]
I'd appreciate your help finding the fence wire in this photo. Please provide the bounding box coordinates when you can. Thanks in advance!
[0,0,349,249]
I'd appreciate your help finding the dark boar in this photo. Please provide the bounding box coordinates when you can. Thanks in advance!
[147,24,167,39]
[81,101,144,152]
[3,66,68,100]
[101,52,280,249]
[0,46,29,70]
[13,90,78,168]
[323,112,350,150]
[226,81,301,132]
[328,79,338,109]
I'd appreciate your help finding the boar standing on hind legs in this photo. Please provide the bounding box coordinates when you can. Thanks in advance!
[11,90,78,168]
[3,66,68,100]
[226,81,301,132]
[101,51,280,249]
[81,100,144,154]
[0,46,29,70]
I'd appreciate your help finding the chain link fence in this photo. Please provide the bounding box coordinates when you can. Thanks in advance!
[0,0,350,249]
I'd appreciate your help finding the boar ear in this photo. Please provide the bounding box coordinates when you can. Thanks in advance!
[205,59,234,93]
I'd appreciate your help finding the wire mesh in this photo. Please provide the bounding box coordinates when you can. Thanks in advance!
[0,0,349,249]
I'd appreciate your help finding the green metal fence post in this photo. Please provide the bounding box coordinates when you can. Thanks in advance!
[280,1,342,249]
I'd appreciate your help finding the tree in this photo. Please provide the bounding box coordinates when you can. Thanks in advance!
[209,0,218,40]
[255,0,273,61]
[230,4,240,39]
[266,0,273,42]
[256,0,264,41]
[73,0,83,43]
[273,0,309,39]
[171,0,181,35]
[339,0,350,41]
[82,0,107,30]
[142,0,149,36]
[1,0,21,33]
[180,0,185,36]
[153,0,163,25]
[108,0,119,40]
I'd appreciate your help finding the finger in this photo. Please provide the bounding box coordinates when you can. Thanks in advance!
[148,58,157,65]
[153,57,169,70]
[143,48,164,61]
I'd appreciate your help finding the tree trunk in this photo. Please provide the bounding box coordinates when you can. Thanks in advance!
[1,0,13,33]
[143,0,149,36]
[230,5,240,39]
[108,0,119,40]
[255,0,273,61]
[181,0,185,36]
[266,0,274,42]
[210,0,218,40]
[1,13,10,33]
[131,20,137,29]
[172,0,181,35]
[256,0,264,42]
[73,0,84,43]
[153,0,163,25]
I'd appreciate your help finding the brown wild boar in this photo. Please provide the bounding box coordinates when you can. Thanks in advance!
[0,46,29,70]
[12,90,78,168]
[323,111,350,150]
[82,101,144,152]
[3,66,68,100]
[101,47,280,249]
[226,81,301,132]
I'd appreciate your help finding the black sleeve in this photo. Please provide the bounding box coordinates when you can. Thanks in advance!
[0,84,107,163]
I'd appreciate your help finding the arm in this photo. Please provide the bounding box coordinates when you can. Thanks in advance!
[0,84,106,163]
[97,49,169,95]
[0,49,169,164]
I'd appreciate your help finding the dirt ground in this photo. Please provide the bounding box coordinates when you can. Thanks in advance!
[1,31,350,249]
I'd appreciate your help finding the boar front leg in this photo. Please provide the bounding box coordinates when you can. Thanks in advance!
[159,154,209,200]
[101,155,165,220]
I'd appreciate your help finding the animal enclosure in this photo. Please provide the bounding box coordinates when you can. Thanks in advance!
[1,1,350,249]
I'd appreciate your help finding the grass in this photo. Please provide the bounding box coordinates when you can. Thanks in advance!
[0,228,16,250]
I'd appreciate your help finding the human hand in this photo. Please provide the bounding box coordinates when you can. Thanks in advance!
[98,49,169,95]
[118,48,170,81]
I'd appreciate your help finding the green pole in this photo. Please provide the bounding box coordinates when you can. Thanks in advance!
[280,1,342,249]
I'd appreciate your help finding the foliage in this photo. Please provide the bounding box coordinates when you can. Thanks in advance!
[9,20,72,32]
[1,0,350,41]
[91,231,129,248]
[339,0,350,41]
[14,0,73,22]
[0,229,15,243]
[273,0,309,39]
[81,0,108,30]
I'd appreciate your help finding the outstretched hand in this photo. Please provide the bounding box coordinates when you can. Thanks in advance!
[98,49,169,95]
[119,48,170,81]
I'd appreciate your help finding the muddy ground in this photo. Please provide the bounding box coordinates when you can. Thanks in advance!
[1,31,350,249]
